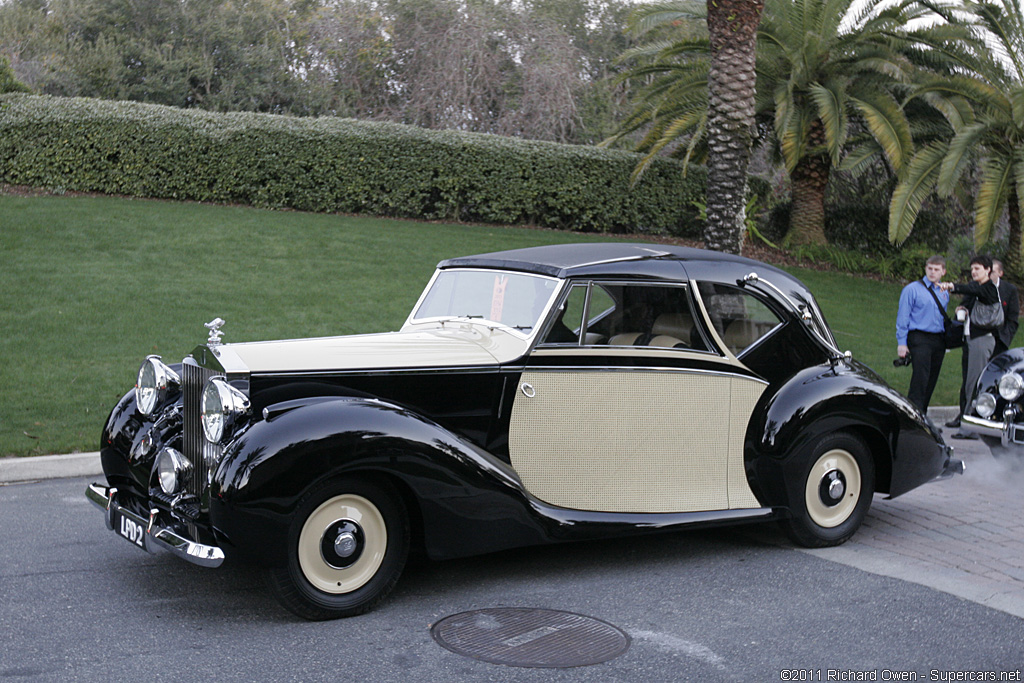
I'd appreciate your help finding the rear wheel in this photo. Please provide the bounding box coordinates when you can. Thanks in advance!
[781,432,874,548]
[266,478,409,620]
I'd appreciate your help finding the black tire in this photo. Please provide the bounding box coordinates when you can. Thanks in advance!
[781,432,875,548]
[266,477,409,620]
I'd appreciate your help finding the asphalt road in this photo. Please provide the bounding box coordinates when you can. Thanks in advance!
[1,476,1021,682]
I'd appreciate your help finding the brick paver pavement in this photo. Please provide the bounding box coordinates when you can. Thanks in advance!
[787,418,1024,619]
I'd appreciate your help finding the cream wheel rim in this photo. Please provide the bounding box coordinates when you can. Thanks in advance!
[804,448,861,528]
[298,494,387,594]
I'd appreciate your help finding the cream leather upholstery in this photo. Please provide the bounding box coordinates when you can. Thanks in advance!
[651,313,693,341]
[608,332,644,346]
[649,334,685,348]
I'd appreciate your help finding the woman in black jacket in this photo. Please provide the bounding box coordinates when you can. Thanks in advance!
[940,255,1001,432]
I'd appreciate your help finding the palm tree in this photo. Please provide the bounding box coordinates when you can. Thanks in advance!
[888,0,1024,275]
[610,0,925,246]
[704,0,764,254]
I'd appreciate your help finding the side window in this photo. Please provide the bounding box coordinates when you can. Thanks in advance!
[699,283,783,355]
[541,284,587,344]
[541,282,709,351]
[539,283,619,345]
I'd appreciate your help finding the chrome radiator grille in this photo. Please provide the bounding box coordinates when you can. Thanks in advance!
[183,361,220,501]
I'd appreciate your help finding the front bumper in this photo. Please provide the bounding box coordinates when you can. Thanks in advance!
[960,414,1023,447]
[86,483,225,568]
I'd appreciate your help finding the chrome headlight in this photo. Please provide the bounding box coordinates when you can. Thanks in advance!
[200,377,250,444]
[157,447,191,495]
[975,392,997,419]
[998,372,1024,401]
[136,356,181,417]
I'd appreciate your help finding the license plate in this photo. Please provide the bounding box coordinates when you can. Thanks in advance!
[112,507,149,551]
[1013,425,1024,445]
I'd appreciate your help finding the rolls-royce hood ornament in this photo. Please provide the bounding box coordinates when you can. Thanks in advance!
[205,318,226,347]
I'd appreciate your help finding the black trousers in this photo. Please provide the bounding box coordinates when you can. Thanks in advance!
[907,330,945,411]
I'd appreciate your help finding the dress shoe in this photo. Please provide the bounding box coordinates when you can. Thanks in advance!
[945,417,961,428]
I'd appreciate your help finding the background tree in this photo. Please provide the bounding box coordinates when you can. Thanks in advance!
[888,0,1024,275]
[0,0,635,143]
[0,54,30,93]
[704,0,763,254]
[609,0,938,248]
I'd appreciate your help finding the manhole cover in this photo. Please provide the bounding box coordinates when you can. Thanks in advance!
[431,607,630,668]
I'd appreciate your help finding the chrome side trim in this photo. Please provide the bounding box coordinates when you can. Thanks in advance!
[256,365,504,379]
[86,483,225,568]
[516,364,770,385]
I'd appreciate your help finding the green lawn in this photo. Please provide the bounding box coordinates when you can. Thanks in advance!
[0,193,997,457]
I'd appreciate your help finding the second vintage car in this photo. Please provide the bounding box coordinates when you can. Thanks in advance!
[960,346,1024,456]
[87,243,963,619]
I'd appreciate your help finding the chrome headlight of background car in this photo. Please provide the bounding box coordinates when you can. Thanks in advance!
[975,392,997,419]
[998,372,1024,401]
[200,377,251,443]
[136,356,181,417]
[157,447,191,495]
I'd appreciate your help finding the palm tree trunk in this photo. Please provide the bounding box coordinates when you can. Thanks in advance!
[1007,188,1022,278]
[785,153,830,246]
[783,119,829,246]
[703,0,764,255]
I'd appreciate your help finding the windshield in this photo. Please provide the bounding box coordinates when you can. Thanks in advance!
[412,269,561,334]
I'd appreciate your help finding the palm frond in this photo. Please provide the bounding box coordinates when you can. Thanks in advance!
[627,1,707,37]
[917,91,976,131]
[975,153,1014,247]
[968,0,1024,82]
[913,75,1011,118]
[840,140,884,175]
[937,122,987,195]
[780,107,813,173]
[851,89,913,175]
[1010,85,1024,130]
[889,141,948,244]
[808,80,848,165]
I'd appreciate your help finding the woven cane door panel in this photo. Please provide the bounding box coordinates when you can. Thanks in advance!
[726,378,764,508]
[509,370,763,513]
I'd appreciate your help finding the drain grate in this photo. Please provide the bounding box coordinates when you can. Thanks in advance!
[431,607,630,668]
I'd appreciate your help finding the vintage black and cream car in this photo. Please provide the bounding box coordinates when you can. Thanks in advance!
[960,347,1024,456]
[87,243,963,620]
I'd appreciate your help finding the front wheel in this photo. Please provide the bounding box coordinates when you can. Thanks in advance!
[781,432,875,548]
[266,477,409,620]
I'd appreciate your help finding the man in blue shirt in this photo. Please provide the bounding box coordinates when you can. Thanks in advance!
[896,255,949,411]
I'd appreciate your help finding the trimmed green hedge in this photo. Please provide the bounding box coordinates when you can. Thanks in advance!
[0,94,704,233]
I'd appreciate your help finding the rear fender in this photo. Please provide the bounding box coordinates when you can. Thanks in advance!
[746,361,945,508]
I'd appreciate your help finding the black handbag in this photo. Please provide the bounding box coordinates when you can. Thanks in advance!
[922,282,964,349]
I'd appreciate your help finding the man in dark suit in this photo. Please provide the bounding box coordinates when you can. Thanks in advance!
[949,258,1021,433]
[947,257,1019,433]
[992,259,1019,354]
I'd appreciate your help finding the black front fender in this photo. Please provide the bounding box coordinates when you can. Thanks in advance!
[209,396,545,566]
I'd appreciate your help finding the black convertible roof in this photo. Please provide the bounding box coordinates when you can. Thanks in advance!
[438,242,817,306]
[439,242,780,278]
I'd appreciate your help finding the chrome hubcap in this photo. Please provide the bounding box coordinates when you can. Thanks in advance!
[820,470,846,506]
